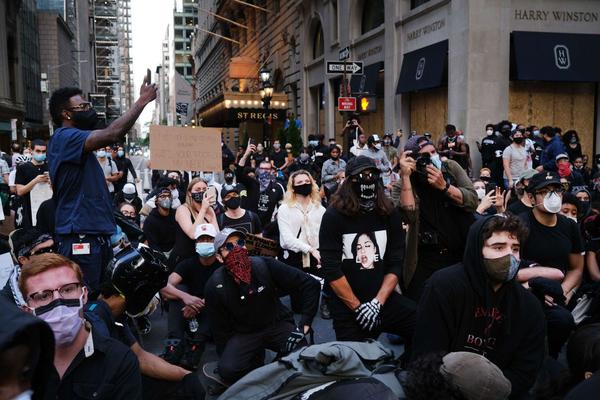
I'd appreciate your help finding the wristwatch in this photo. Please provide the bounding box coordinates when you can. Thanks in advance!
[441,181,450,194]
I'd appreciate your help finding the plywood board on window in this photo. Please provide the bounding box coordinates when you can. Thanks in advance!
[409,87,449,144]
[509,82,595,159]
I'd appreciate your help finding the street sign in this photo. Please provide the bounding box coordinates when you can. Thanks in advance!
[326,61,364,75]
[339,46,350,61]
[338,97,357,112]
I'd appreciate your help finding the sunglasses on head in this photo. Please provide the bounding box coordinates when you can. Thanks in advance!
[28,246,55,257]
[223,239,246,251]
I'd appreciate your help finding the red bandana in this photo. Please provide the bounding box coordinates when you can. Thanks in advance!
[224,246,252,286]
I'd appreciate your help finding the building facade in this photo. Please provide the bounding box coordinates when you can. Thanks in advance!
[190,0,600,172]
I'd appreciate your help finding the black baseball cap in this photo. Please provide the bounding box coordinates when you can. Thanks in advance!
[221,184,240,199]
[345,156,377,176]
[526,171,562,193]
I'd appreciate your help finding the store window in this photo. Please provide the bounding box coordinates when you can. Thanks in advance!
[361,0,384,34]
[411,0,431,9]
[312,22,324,59]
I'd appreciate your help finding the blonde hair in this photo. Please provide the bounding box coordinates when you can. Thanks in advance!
[283,170,321,205]
[185,177,208,212]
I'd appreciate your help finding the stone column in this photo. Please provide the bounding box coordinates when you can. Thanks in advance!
[448,0,511,175]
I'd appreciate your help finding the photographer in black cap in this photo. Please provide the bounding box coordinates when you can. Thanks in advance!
[392,135,478,301]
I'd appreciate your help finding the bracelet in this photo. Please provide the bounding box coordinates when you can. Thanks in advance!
[441,182,450,194]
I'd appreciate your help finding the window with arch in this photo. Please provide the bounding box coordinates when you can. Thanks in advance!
[361,0,384,34]
[312,22,324,59]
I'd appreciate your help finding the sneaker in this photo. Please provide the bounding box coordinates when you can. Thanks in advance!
[160,338,184,365]
[202,362,230,388]
[179,338,205,371]
[320,301,331,320]
[135,315,152,335]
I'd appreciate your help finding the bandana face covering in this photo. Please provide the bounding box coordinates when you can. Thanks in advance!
[224,246,252,286]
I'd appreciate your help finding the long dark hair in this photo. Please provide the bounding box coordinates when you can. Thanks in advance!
[329,178,395,216]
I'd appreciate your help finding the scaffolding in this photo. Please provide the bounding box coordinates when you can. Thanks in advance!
[92,0,133,123]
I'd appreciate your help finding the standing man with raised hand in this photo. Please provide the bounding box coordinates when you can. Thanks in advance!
[47,79,157,292]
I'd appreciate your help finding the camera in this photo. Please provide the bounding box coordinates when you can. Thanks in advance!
[408,152,432,173]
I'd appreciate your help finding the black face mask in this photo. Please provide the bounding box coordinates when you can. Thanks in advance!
[513,137,524,144]
[224,174,234,184]
[293,183,312,197]
[352,173,379,212]
[191,192,204,203]
[224,197,241,209]
[71,109,99,130]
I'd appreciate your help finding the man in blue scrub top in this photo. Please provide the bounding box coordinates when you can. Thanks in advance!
[47,80,157,291]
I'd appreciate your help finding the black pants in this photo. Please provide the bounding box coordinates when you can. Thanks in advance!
[405,249,460,301]
[167,284,211,340]
[282,251,321,313]
[56,234,112,292]
[329,292,416,344]
[142,373,205,400]
[218,320,299,384]
[545,304,575,358]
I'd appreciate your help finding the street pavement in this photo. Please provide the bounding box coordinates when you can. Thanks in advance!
[140,296,405,399]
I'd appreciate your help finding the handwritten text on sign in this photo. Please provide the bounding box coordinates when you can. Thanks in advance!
[149,126,222,172]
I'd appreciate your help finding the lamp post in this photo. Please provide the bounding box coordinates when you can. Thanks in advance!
[259,68,272,147]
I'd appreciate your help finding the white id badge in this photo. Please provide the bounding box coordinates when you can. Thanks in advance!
[72,243,91,255]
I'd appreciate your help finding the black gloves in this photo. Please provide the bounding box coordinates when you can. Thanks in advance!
[355,298,382,331]
[283,327,306,353]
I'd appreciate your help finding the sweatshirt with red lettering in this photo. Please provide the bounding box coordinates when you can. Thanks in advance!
[412,215,546,398]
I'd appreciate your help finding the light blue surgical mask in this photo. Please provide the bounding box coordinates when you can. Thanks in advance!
[430,154,442,170]
[117,150,124,157]
[196,242,215,257]
[33,153,46,162]
[309,140,318,147]
[96,150,106,158]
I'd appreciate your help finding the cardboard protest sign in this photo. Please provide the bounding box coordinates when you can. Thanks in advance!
[30,182,52,226]
[149,126,222,172]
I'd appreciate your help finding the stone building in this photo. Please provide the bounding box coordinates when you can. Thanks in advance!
[191,0,600,167]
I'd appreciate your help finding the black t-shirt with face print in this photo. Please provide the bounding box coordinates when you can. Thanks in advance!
[320,207,405,301]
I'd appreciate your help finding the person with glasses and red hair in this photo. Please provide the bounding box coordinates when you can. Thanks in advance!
[19,253,142,400]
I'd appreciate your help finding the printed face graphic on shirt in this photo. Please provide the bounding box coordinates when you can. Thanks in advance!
[342,230,387,270]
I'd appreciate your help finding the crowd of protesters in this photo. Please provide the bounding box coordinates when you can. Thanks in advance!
[1,80,600,400]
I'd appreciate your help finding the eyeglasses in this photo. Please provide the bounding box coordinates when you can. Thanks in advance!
[66,102,93,112]
[223,239,246,252]
[28,282,82,306]
[28,247,55,257]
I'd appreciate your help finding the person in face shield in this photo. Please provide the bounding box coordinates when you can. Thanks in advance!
[113,182,142,213]
[412,215,546,398]
[19,254,142,399]
[518,171,583,358]
[319,156,416,344]
[84,244,205,400]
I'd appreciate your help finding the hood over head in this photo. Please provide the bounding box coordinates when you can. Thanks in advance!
[0,296,55,400]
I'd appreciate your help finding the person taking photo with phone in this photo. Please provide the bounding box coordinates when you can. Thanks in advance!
[391,135,478,301]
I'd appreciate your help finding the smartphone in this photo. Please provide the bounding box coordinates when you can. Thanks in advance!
[205,186,217,205]
[146,68,151,85]
[249,138,256,145]
[485,182,497,194]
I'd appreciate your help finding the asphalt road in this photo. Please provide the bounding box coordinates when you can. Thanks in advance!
[139,295,405,399]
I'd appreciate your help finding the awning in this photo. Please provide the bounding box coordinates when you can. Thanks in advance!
[511,31,600,82]
[396,40,448,94]
[351,61,384,96]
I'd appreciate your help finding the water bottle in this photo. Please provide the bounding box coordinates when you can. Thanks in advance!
[188,318,199,333]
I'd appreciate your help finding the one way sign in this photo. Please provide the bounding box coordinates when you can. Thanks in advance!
[326,61,364,75]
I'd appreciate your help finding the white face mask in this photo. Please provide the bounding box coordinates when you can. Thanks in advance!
[543,192,562,214]
[430,154,442,170]
[476,188,486,200]
[374,143,382,150]
[486,129,494,136]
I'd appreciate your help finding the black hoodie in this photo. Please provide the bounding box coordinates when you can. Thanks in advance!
[412,215,546,398]
[0,296,56,400]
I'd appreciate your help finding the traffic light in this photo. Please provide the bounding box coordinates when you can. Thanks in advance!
[359,95,376,113]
